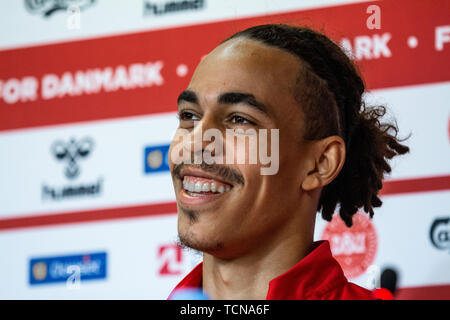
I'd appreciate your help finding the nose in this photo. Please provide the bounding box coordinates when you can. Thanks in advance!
[183,116,224,164]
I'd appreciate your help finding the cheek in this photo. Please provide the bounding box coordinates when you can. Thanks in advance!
[224,132,260,165]
[169,129,191,169]
[236,166,268,206]
[168,143,175,170]
[231,175,291,237]
[276,134,310,186]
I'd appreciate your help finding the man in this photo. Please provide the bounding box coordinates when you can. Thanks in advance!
[168,24,409,300]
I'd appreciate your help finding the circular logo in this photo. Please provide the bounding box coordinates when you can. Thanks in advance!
[147,150,163,169]
[321,212,377,279]
[430,217,450,250]
[32,262,47,281]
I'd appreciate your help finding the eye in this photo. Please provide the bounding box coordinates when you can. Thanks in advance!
[229,114,254,125]
[177,110,200,121]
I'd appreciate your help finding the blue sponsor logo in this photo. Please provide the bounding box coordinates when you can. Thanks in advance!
[29,252,107,285]
[144,144,170,174]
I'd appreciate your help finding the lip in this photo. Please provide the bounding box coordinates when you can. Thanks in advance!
[179,168,233,186]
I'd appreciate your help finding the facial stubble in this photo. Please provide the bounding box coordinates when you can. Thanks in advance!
[177,205,225,253]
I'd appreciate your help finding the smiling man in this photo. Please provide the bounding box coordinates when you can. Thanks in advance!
[168,24,409,300]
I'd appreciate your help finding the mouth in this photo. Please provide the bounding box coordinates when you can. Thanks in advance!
[177,169,234,206]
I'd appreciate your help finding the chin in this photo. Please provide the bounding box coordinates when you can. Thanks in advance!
[178,228,224,253]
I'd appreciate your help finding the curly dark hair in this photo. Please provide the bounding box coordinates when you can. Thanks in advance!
[224,24,410,227]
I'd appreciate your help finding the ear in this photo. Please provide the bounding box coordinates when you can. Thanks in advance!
[301,136,346,191]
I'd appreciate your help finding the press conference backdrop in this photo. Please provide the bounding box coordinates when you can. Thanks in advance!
[0,0,449,299]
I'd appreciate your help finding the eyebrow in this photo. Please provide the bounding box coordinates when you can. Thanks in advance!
[177,89,198,105]
[177,89,268,115]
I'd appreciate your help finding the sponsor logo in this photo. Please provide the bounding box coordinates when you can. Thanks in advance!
[157,243,202,276]
[52,137,93,179]
[321,212,378,279]
[29,252,107,285]
[24,0,96,18]
[42,137,103,201]
[143,0,205,16]
[144,144,170,174]
[42,180,102,200]
[158,244,183,276]
[430,217,450,251]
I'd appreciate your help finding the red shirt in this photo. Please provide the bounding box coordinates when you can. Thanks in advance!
[169,240,375,300]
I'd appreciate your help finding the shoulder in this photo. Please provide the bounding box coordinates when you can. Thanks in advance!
[314,281,375,300]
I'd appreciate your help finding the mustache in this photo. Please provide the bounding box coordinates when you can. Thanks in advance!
[172,162,245,186]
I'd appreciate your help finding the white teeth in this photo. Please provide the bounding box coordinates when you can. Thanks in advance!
[182,178,232,194]
[202,183,210,192]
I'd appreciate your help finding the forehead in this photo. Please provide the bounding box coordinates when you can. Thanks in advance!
[188,38,302,115]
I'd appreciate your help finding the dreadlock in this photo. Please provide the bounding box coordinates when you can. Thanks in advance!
[224,24,410,227]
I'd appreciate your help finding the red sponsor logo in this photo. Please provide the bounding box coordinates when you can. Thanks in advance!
[321,212,377,279]
[157,243,184,276]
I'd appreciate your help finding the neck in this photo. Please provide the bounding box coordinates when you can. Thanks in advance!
[202,211,315,300]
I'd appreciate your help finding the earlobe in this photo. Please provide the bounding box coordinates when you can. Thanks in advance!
[301,173,321,191]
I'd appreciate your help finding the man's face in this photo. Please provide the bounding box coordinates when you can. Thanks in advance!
[169,38,313,259]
